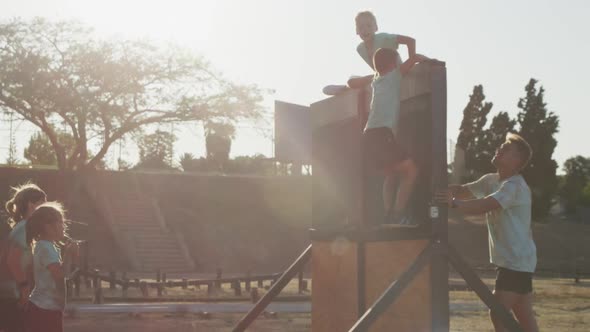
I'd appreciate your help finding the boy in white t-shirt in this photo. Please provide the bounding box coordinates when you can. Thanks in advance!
[436,133,539,332]
[362,48,429,224]
[348,11,417,89]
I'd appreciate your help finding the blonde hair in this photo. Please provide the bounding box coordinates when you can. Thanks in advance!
[373,48,399,76]
[4,183,47,225]
[25,202,66,246]
[506,133,533,170]
[355,11,377,25]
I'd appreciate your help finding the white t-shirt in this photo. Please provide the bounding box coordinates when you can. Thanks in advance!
[466,173,537,273]
[365,69,402,132]
[29,240,64,310]
[356,33,401,69]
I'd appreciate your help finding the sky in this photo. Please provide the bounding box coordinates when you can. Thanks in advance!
[0,0,589,171]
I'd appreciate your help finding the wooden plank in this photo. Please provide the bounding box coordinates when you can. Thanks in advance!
[312,240,358,332]
[350,243,434,332]
[363,240,432,332]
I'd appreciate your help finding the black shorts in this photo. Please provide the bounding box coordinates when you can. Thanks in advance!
[362,127,408,172]
[495,267,533,294]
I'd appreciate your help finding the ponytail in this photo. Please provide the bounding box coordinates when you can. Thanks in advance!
[4,183,47,224]
[4,201,15,224]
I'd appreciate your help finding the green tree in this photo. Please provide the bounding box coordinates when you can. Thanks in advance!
[560,156,590,213]
[5,135,19,166]
[179,152,197,172]
[517,79,559,219]
[204,122,235,171]
[456,85,493,180]
[581,183,590,207]
[225,154,275,175]
[0,18,264,170]
[135,130,176,170]
[24,131,75,166]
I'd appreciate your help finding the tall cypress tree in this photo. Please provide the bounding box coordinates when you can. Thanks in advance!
[456,85,493,181]
[561,156,590,213]
[516,79,559,219]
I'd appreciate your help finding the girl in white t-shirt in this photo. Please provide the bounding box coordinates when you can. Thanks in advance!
[24,202,77,332]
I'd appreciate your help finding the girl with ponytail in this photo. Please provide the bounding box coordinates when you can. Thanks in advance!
[0,183,46,332]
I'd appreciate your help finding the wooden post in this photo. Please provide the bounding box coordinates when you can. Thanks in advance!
[156,269,161,283]
[74,273,81,297]
[250,287,259,303]
[207,282,214,296]
[301,280,308,292]
[83,241,90,288]
[157,283,163,297]
[94,281,103,304]
[258,280,263,288]
[122,272,128,299]
[140,281,149,297]
[85,275,92,289]
[122,280,129,299]
[66,279,73,300]
[233,280,242,296]
[109,270,116,290]
[245,271,251,292]
[298,270,304,294]
[92,270,100,289]
[135,278,140,288]
[215,268,222,289]
[182,278,188,289]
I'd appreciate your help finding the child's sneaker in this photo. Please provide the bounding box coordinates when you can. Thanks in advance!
[399,215,420,227]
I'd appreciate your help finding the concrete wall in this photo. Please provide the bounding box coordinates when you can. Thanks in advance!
[1,167,588,275]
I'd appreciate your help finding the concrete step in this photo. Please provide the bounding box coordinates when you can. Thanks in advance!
[133,234,178,241]
[135,243,181,251]
[116,225,163,231]
[138,260,189,268]
[137,254,187,261]
[135,247,184,255]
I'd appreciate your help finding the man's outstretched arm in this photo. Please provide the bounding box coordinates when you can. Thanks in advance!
[435,190,501,215]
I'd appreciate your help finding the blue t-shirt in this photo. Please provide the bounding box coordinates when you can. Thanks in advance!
[29,240,64,310]
[365,69,402,133]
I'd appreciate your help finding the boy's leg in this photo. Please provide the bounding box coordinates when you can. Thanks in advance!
[389,158,418,220]
[490,290,519,332]
[382,174,398,219]
[512,293,539,332]
[491,268,537,332]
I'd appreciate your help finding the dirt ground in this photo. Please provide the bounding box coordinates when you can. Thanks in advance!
[63,277,590,332]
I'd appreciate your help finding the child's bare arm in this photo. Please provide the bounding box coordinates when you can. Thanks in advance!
[347,75,374,89]
[47,263,66,305]
[396,35,416,59]
[7,246,31,306]
[400,54,430,76]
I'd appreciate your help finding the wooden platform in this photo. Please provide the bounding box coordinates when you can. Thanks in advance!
[312,234,432,332]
